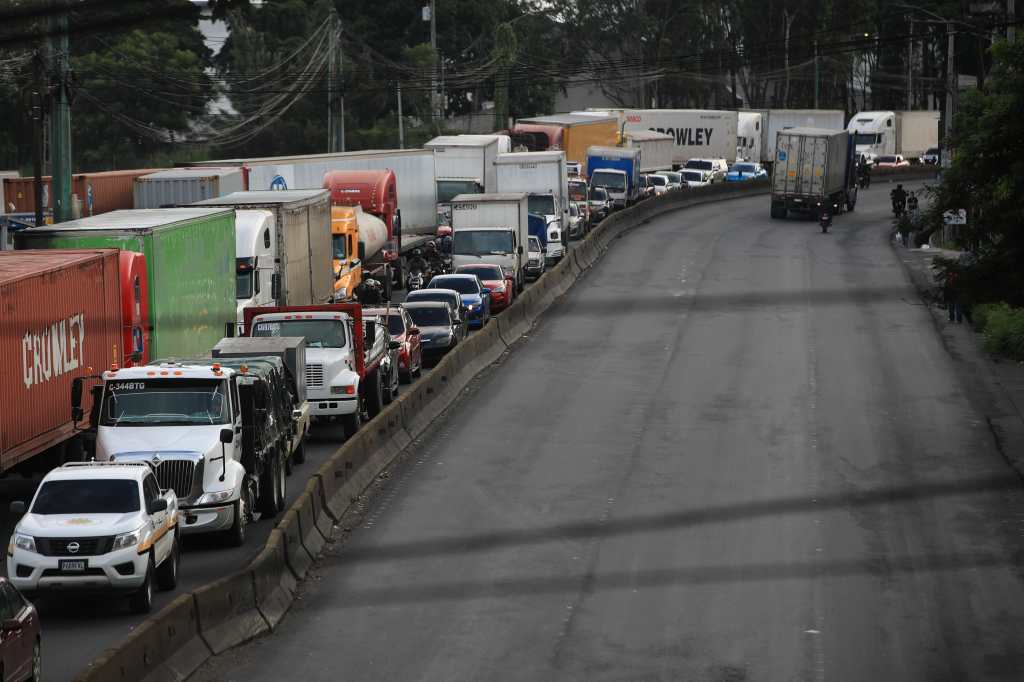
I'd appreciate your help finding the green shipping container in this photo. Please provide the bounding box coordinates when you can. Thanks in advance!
[15,208,236,358]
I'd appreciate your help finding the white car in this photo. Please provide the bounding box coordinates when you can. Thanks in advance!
[8,462,180,613]
[681,169,711,188]
[684,158,728,182]
[525,235,546,280]
[661,171,683,191]
[647,174,670,195]
[567,202,585,239]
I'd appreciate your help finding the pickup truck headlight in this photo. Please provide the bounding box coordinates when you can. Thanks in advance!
[196,490,234,506]
[14,534,35,553]
[112,527,144,551]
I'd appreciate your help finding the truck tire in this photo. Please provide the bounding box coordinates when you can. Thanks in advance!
[342,408,361,439]
[258,449,284,517]
[155,532,179,591]
[846,187,858,212]
[365,369,384,418]
[293,440,306,465]
[129,556,155,614]
[770,201,787,220]
[226,488,250,548]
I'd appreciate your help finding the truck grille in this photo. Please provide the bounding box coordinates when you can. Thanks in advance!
[155,459,197,500]
[36,536,114,556]
[306,363,324,389]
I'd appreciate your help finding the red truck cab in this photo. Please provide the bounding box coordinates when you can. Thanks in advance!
[322,170,401,244]
[117,251,150,367]
[507,124,561,152]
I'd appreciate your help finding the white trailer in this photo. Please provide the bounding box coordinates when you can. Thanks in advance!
[576,108,738,165]
[846,110,940,162]
[736,112,763,162]
[493,151,569,256]
[190,150,438,235]
[623,130,675,172]
[747,109,846,166]
[425,135,503,226]
[450,193,530,291]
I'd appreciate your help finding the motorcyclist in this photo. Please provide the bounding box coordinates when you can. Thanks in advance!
[353,277,384,305]
[857,159,871,188]
[407,247,428,275]
[425,239,446,274]
[891,184,907,215]
[907,191,919,213]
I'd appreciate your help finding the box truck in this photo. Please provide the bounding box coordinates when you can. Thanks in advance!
[846,110,940,163]
[622,130,675,172]
[586,146,641,209]
[425,135,502,227]
[745,109,846,168]
[134,167,245,208]
[16,208,235,358]
[450,193,530,292]
[770,128,858,219]
[190,149,438,235]
[577,109,738,166]
[511,114,618,165]
[493,151,569,258]
[193,190,334,310]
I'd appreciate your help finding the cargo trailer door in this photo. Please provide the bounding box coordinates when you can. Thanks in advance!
[803,135,827,198]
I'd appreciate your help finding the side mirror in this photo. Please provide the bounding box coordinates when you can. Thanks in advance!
[408,326,420,335]
[517,245,523,255]
[271,273,281,301]
[1,620,21,634]
[220,428,234,444]
[388,340,401,350]
[148,498,168,514]
[71,377,84,422]
[9,501,25,515]
[224,321,235,339]
[358,241,367,262]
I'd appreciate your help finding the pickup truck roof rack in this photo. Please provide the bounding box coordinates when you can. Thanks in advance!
[61,461,155,471]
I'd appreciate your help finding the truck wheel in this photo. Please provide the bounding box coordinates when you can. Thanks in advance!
[258,449,284,517]
[293,440,306,465]
[365,369,384,418]
[156,532,179,591]
[129,556,155,614]
[342,408,361,439]
[226,490,250,548]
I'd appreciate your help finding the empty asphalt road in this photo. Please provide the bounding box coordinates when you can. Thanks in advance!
[194,185,1024,682]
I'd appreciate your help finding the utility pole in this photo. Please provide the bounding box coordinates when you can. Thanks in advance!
[1009,0,1016,43]
[907,18,913,109]
[397,82,404,149]
[47,0,72,223]
[327,11,344,153]
[944,22,955,166]
[813,39,819,108]
[31,52,45,227]
[430,0,439,130]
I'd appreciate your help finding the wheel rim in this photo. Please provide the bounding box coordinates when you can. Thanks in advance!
[32,643,40,679]
[238,492,248,538]
[278,454,286,506]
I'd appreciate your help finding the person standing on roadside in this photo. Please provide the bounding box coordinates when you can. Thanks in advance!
[944,268,963,323]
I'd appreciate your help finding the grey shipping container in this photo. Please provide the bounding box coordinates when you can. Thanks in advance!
[212,336,308,404]
[134,168,246,209]
[770,128,856,219]
[193,190,333,307]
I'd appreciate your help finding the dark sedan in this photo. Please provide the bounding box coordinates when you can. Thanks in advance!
[0,578,41,682]
[403,301,466,360]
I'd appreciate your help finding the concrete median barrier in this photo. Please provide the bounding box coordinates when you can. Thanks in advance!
[278,509,313,580]
[356,400,412,470]
[316,431,369,520]
[496,295,531,346]
[250,529,298,630]
[295,485,326,558]
[306,475,334,539]
[72,593,209,682]
[194,570,269,655]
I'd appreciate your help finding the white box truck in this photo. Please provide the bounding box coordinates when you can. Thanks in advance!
[737,111,763,162]
[576,108,738,166]
[450,193,530,292]
[190,150,439,235]
[623,130,675,172]
[770,128,858,220]
[846,110,940,163]
[493,151,569,260]
[424,135,503,227]
[747,109,846,168]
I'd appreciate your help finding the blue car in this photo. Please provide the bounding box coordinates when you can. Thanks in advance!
[427,274,491,328]
[726,162,768,182]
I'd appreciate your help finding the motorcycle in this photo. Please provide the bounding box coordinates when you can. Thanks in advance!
[858,173,871,189]
[819,207,832,233]
[892,199,906,219]
[407,268,426,292]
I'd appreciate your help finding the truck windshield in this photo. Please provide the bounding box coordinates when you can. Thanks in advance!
[32,479,140,514]
[853,133,881,145]
[682,171,704,182]
[253,319,348,349]
[568,182,588,202]
[590,171,625,192]
[332,235,347,260]
[453,230,514,256]
[664,172,682,183]
[685,160,713,171]
[437,180,483,204]
[101,378,230,426]
[528,195,555,215]
[236,271,253,299]
[407,307,452,327]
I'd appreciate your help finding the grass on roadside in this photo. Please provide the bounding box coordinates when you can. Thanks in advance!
[973,303,1024,360]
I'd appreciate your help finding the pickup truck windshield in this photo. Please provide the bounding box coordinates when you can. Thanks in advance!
[437,180,483,204]
[407,307,452,327]
[664,172,682,183]
[682,170,704,182]
[453,230,514,256]
[101,378,230,427]
[650,176,668,186]
[253,319,348,349]
[685,160,713,171]
[32,479,141,514]
[590,171,626,192]
[528,195,555,215]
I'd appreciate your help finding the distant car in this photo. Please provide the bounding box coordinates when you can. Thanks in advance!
[364,306,421,384]
[919,147,940,165]
[637,174,656,201]
[525,235,546,280]
[726,162,768,181]
[661,171,683,190]
[455,263,514,312]
[566,161,583,177]
[405,288,466,329]
[427,274,491,328]
[875,154,910,168]
[685,158,728,182]
[647,173,670,195]
[567,202,585,239]
[588,186,612,222]
[681,169,711,188]
[403,301,466,359]
[0,577,41,682]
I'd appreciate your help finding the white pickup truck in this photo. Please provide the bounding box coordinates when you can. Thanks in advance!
[8,462,179,613]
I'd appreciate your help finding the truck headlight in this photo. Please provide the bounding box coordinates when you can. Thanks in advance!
[331,385,356,395]
[196,490,234,506]
[112,527,144,551]
[14,534,35,553]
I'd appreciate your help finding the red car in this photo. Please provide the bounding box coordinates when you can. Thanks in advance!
[364,305,422,383]
[454,264,514,312]
[0,578,41,681]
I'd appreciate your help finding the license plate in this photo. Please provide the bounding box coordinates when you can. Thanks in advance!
[59,559,87,572]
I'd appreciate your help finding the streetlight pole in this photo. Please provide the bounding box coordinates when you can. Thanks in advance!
[906,18,913,109]
[814,39,819,109]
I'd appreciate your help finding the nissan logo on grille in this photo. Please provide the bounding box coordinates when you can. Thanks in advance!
[67,541,80,554]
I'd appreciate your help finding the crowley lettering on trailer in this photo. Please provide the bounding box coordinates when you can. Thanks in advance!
[22,313,86,389]
[652,127,714,146]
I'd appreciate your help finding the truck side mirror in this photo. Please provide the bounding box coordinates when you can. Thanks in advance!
[358,241,367,262]
[148,498,168,514]
[271,273,281,301]
[517,245,523,255]
[71,377,84,422]
[9,501,25,515]
[220,428,234,444]
[224,322,235,339]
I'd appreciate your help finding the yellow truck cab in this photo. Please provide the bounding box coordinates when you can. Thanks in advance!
[332,205,362,300]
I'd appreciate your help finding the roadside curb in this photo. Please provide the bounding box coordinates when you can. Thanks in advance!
[71,181,769,682]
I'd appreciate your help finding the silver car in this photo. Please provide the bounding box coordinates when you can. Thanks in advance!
[525,235,546,280]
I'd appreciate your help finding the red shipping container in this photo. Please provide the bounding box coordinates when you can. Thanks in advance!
[2,169,162,216]
[0,250,122,472]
